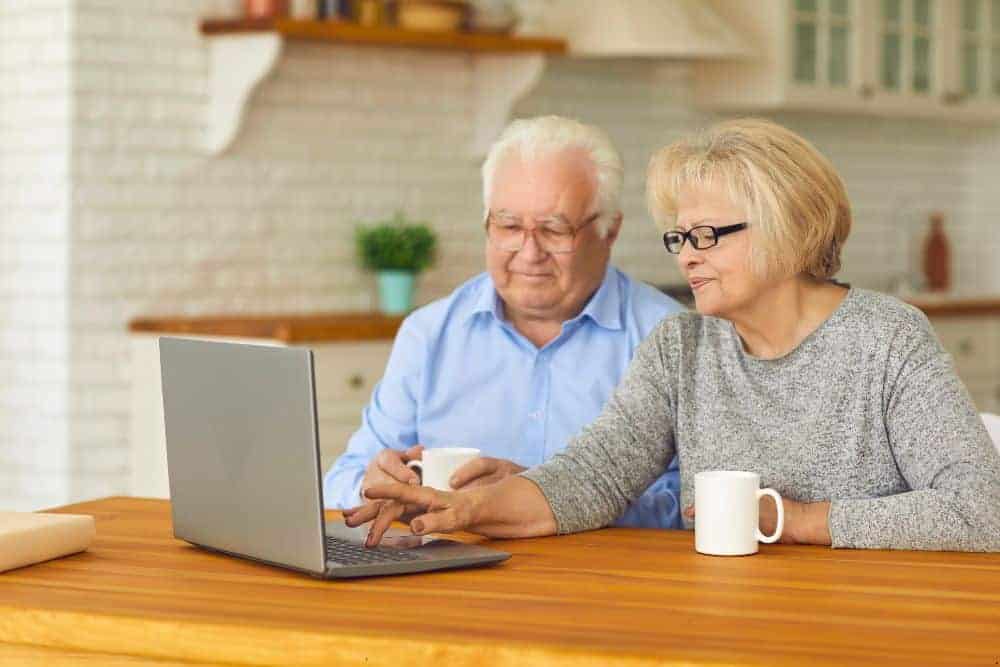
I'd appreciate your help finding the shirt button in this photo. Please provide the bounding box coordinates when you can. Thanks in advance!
[529,411,543,420]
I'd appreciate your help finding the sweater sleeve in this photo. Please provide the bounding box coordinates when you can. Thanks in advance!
[828,311,1000,551]
[521,322,678,534]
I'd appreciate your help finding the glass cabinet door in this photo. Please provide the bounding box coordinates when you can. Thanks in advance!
[993,0,1000,94]
[793,0,853,88]
[959,0,1000,98]
[829,0,851,85]
[879,0,934,94]
[912,0,932,92]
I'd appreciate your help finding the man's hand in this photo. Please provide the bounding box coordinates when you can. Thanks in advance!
[359,445,424,501]
[449,457,527,490]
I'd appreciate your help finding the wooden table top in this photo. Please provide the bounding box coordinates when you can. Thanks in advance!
[1,497,998,666]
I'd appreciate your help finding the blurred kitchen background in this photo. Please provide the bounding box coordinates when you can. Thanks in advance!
[3,0,1000,512]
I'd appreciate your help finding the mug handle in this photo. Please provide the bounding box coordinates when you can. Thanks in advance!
[755,488,784,544]
[406,460,422,480]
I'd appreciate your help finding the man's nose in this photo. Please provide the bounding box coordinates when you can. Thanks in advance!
[516,228,549,262]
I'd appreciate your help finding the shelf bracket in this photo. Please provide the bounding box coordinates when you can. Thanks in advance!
[201,30,549,157]
[470,53,547,158]
[203,33,283,154]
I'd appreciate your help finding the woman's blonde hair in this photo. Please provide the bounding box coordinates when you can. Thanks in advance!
[646,118,852,281]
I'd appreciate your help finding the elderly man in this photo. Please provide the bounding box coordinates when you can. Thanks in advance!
[323,115,684,528]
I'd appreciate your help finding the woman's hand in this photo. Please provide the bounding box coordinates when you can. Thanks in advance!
[342,483,480,547]
[683,498,832,546]
[343,476,558,545]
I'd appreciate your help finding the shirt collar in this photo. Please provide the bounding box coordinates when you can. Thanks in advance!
[465,277,504,323]
[572,265,623,331]
[464,266,623,331]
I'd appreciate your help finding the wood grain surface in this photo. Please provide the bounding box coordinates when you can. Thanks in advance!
[905,295,1000,318]
[128,312,404,343]
[0,497,997,666]
[199,18,567,54]
[126,294,1000,348]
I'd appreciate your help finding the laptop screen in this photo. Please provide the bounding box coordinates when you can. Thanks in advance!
[160,337,327,574]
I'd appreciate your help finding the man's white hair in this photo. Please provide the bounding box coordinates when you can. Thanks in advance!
[481,115,624,237]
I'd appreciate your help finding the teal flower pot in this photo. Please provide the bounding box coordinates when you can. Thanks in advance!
[376,270,415,315]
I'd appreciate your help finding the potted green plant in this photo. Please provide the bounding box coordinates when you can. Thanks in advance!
[356,212,437,315]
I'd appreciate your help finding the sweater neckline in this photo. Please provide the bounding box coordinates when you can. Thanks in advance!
[725,285,856,365]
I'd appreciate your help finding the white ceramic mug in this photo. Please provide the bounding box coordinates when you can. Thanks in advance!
[694,470,784,556]
[406,447,481,491]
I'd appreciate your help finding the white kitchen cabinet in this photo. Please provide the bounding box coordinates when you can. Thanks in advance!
[867,0,1000,118]
[964,376,1000,413]
[930,316,997,378]
[865,0,944,109]
[927,315,1000,413]
[696,0,871,114]
[129,333,391,499]
[311,341,393,475]
[938,0,1000,117]
[696,0,1000,121]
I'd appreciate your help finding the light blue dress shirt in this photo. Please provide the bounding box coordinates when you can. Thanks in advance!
[323,266,685,528]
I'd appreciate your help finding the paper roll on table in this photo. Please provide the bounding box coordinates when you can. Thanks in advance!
[0,512,95,573]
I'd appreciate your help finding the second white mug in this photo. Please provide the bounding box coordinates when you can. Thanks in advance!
[694,470,784,556]
[406,447,481,491]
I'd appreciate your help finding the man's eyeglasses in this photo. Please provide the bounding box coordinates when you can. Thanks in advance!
[485,210,601,254]
[662,222,748,254]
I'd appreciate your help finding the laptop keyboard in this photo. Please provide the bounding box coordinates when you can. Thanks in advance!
[325,536,421,566]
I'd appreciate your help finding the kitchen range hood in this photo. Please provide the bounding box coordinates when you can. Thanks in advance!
[537,0,751,59]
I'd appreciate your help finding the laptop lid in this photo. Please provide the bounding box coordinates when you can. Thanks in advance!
[159,337,327,575]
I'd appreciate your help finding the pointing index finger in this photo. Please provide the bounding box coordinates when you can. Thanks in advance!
[365,482,440,507]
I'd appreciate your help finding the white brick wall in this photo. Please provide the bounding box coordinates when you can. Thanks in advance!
[2,0,999,510]
[0,1,72,511]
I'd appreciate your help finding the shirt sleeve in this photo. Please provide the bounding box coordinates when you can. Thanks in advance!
[521,324,678,534]
[609,282,685,529]
[828,312,1000,551]
[322,316,427,509]
[612,457,682,529]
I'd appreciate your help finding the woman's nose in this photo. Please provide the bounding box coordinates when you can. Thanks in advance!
[677,239,702,269]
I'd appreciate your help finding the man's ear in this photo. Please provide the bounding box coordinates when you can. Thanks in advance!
[603,213,623,245]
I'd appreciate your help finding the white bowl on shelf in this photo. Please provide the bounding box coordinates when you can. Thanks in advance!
[396,0,466,32]
[469,0,517,33]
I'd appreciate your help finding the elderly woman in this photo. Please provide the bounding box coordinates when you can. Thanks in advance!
[345,118,1000,551]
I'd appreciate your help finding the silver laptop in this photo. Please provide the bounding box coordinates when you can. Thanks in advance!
[159,336,510,579]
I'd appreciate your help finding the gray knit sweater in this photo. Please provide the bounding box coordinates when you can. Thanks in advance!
[522,288,1000,551]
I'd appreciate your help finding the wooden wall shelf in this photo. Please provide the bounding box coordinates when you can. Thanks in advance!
[906,296,1000,318]
[201,18,276,34]
[200,18,566,54]
[198,17,564,155]
[129,312,404,343]
[129,295,1000,345]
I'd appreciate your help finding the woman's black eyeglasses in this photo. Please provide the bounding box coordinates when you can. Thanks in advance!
[662,223,748,254]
